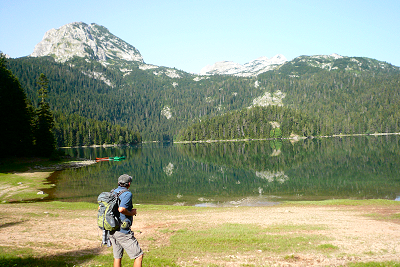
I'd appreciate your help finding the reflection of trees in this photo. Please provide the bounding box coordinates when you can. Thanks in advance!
[270,140,282,157]
[178,136,400,200]
[255,171,289,184]
[53,136,400,204]
[163,162,174,176]
[176,140,311,173]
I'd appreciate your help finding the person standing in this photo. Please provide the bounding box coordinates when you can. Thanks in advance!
[109,174,143,267]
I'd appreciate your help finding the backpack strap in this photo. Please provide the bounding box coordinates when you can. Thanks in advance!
[116,188,129,198]
[110,188,129,200]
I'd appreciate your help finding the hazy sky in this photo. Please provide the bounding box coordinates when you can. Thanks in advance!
[1,0,399,73]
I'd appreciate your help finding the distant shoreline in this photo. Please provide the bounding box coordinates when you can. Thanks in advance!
[173,132,400,144]
[58,132,400,147]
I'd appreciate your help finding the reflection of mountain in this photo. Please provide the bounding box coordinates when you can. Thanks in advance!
[256,171,289,184]
[55,144,256,204]
[176,140,311,173]
[163,162,174,176]
[178,136,400,201]
[53,136,400,205]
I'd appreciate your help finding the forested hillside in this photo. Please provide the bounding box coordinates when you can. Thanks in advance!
[5,57,141,147]
[177,106,320,141]
[258,70,400,135]
[7,56,261,142]
[179,58,400,141]
[7,54,400,145]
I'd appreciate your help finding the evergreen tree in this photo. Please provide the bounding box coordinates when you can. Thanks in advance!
[34,73,57,157]
[0,53,34,156]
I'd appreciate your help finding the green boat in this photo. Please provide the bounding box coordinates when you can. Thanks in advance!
[109,156,126,161]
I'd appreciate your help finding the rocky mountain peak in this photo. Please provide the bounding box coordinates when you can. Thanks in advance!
[30,22,143,63]
[200,54,287,77]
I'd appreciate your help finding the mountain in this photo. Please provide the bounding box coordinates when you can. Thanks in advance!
[277,53,400,76]
[30,22,189,83]
[30,22,143,64]
[200,54,287,76]
[5,22,400,145]
[199,53,400,77]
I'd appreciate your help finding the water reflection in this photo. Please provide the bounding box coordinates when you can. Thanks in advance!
[195,197,280,207]
[255,171,289,184]
[54,135,400,205]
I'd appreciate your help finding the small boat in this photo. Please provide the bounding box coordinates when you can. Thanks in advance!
[110,156,126,161]
[95,156,126,162]
[95,157,110,160]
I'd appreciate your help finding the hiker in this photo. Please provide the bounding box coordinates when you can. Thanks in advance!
[109,174,144,267]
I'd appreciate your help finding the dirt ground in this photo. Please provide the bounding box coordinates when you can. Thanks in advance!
[1,202,400,266]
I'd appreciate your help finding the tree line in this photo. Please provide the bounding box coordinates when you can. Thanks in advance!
[177,105,321,141]
[0,55,56,157]
[257,70,400,135]
[6,54,400,144]
[54,112,141,147]
[0,54,141,157]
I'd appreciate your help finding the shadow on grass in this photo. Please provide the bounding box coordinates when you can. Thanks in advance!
[0,247,181,267]
[0,246,109,267]
[0,157,56,173]
[0,219,27,229]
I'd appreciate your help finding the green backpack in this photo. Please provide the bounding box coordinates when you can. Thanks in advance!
[97,188,128,231]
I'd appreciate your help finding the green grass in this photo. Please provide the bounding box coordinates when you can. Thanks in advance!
[346,262,400,267]
[0,245,179,267]
[146,223,330,261]
[264,223,327,232]
[0,172,54,202]
[40,201,98,210]
[0,157,79,203]
[365,212,400,221]
[0,246,107,267]
[284,199,400,207]
[317,243,339,252]
[136,203,199,212]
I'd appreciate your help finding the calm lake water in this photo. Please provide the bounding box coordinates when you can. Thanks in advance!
[50,135,400,206]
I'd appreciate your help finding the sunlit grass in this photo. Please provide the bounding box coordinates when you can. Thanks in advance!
[346,261,400,267]
[146,223,331,262]
[42,200,98,210]
[317,243,339,252]
[0,171,54,202]
[265,223,327,233]
[365,212,400,221]
[284,199,400,207]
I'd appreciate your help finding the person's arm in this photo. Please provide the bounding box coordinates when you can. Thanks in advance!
[118,207,137,216]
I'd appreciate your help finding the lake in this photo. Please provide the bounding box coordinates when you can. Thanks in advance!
[50,135,400,206]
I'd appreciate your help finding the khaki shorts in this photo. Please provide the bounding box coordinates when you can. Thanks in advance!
[109,231,143,259]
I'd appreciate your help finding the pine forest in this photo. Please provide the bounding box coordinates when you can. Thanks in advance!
[2,52,400,156]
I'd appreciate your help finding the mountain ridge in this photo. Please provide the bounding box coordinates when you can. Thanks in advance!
[27,22,400,77]
[5,21,400,143]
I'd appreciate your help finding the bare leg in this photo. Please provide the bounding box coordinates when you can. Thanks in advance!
[133,254,143,267]
[114,258,122,267]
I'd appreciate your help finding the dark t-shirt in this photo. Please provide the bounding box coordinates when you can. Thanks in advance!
[114,186,133,234]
